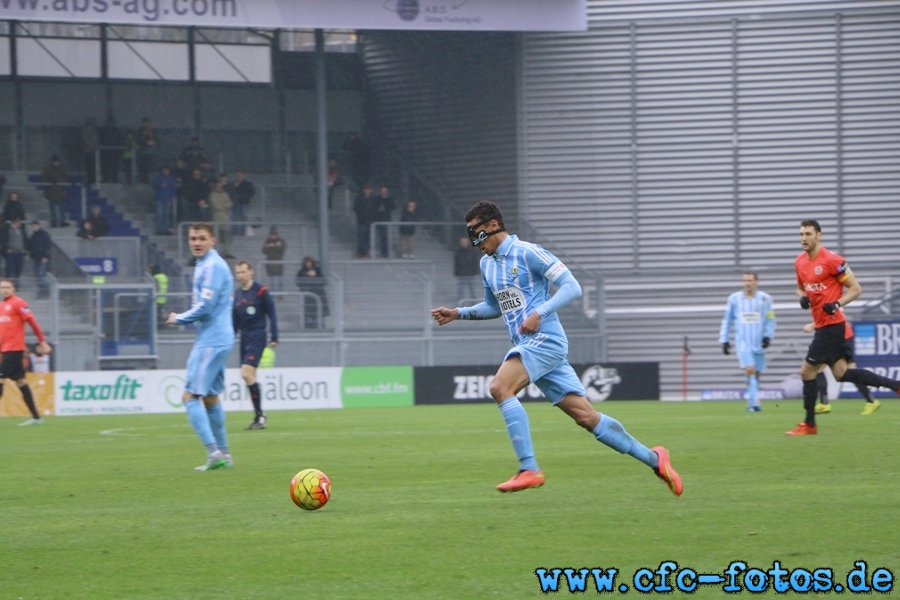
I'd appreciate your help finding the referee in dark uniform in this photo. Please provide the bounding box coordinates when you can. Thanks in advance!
[233,261,278,429]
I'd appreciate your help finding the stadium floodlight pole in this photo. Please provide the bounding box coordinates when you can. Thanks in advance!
[314,29,330,276]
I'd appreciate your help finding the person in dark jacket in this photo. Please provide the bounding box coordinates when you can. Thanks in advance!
[3,192,26,224]
[295,257,329,329]
[28,221,52,298]
[40,155,69,228]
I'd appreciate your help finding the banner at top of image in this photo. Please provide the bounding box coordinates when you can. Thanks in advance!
[1,0,587,32]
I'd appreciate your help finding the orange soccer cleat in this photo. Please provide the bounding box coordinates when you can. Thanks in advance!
[785,422,818,436]
[496,469,545,493]
[651,446,683,497]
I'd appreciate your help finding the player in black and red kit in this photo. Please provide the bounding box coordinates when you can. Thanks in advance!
[0,279,52,426]
[233,261,278,430]
[790,219,900,436]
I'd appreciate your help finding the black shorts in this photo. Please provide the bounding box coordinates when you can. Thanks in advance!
[805,323,854,366]
[0,351,25,381]
[239,330,267,367]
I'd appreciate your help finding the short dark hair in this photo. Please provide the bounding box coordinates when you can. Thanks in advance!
[464,201,505,231]
[743,271,758,280]
[189,222,216,237]
[235,260,252,270]
[800,219,821,232]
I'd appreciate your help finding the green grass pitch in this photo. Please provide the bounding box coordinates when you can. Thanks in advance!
[2,400,898,599]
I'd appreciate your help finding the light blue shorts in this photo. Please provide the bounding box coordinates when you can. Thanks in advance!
[504,334,586,405]
[185,344,232,397]
[737,350,766,373]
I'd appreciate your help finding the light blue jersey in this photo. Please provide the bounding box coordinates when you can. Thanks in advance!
[458,235,581,346]
[719,290,776,354]
[176,249,235,347]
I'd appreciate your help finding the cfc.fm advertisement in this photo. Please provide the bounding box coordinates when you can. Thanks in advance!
[413,363,659,405]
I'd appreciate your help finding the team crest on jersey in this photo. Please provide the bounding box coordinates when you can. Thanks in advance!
[247,306,256,315]
[814,266,823,275]
[509,267,518,279]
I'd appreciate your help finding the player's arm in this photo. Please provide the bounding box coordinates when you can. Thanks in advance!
[718,297,734,344]
[175,266,225,324]
[451,273,502,322]
[262,288,279,344]
[835,266,861,308]
[763,295,776,340]
[22,309,48,345]
[534,265,582,319]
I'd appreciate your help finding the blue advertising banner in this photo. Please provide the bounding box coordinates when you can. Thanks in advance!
[843,321,900,398]
[75,257,118,276]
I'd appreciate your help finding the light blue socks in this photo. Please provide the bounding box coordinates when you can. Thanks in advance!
[185,398,217,452]
[593,414,656,468]
[747,375,759,408]
[205,401,229,454]
[498,397,539,472]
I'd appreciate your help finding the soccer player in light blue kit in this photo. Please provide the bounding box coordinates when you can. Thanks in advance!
[718,271,776,412]
[167,222,236,471]
[431,202,682,496]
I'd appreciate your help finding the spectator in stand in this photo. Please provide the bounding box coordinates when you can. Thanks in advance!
[353,184,375,258]
[199,159,215,183]
[136,117,158,184]
[183,168,210,223]
[40,155,70,228]
[28,342,51,373]
[81,117,99,185]
[327,157,342,209]
[342,132,369,188]
[454,235,482,305]
[208,180,234,258]
[27,221,52,299]
[3,192,26,224]
[121,131,136,185]
[98,115,121,183]
[398,199,419,259]
[152,165,177,235]
[180,137,207,171]
[0,218,27,285]
[373,185,395,259]
[262,225,286,293]
[86,205,110,238]
[229,170,255,237]
[196,198,212,223]
[76,220,95,240]
[295,256,329,329]
[0,173,6,199]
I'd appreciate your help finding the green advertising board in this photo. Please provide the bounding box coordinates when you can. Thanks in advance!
[340,366,414,408]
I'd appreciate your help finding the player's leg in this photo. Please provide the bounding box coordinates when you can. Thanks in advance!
[184,346,226,469]
[240,334,266,429]
[814,368,831,413]
[202,345,231,461]
[843,332,880,414]
[547,367,681,496]
[1,353,42,425]
[489,354,542,491]
[788,328,840,435]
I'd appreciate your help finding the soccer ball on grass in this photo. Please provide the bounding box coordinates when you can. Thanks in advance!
[290,468,331,510]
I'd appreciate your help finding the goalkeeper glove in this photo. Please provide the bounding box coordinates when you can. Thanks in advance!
[823,301,841,315]
[799,297,811,310]
[762,337,770,349]
[722,342,731,355]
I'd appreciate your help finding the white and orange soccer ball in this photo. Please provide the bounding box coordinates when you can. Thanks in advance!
[289,468,331,511]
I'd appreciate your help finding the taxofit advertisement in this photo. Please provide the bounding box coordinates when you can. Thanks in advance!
[54,368,345,415]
